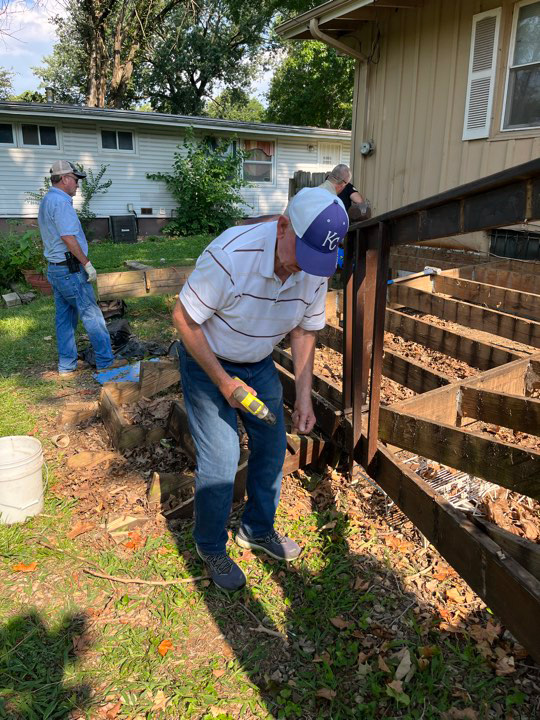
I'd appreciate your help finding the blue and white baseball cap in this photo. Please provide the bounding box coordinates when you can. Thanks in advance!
[288,187,349,277]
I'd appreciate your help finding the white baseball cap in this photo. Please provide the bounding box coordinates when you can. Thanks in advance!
[288,187,349,277]
[50,160,86,179]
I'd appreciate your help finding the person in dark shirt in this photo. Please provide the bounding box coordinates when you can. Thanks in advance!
[338,181,365,212]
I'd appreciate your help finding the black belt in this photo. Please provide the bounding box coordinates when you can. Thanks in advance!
[48,260,69,265]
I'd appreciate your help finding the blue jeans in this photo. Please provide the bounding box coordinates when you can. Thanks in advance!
[179,344,287,554]
[47,264,114,373]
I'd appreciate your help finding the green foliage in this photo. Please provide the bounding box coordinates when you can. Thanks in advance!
[25,164,112,236]
[0,225,45,287]
[205,88,265,123]
[0,66,14,100]
[148,132,248,236]
[7,90,46,103]
[265,41,354,129]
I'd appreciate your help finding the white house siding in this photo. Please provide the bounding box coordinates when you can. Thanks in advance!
[0,111,350,221]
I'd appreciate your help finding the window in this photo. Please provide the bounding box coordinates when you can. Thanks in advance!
[463,9,501,140]
[319,142,341,167]
[0,123,14,144]
[21,124,57,146]
[243,140,274,183]
[100,129,134,151]
[502,0,540,130]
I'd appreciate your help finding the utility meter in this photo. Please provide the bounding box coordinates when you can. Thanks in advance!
[360,141,375,156]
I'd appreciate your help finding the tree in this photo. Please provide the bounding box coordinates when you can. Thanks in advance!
[35,0,184,109]
[0,67,14,99]
[8,90,46,103]
[205,88,265,123]
[138,0,276,116]
[265,42,354,129]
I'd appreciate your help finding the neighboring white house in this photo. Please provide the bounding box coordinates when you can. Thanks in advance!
[0,101,351,236]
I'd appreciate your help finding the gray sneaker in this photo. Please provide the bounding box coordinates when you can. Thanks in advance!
[196,547,246,592]
[235,527,302,562]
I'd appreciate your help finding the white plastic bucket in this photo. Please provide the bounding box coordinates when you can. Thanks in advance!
[0,436,44,524]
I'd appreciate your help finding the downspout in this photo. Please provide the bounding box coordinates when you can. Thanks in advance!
[309,17,368,62]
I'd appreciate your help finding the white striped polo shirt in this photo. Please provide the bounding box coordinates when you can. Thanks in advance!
[179,221,328,363]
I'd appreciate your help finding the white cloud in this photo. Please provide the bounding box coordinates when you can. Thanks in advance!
[1,0,65,93]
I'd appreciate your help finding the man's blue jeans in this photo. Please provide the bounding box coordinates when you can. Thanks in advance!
[47,264,114,373]
[179,343,287,554]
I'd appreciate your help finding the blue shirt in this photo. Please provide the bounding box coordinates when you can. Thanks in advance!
[38,187,88,263]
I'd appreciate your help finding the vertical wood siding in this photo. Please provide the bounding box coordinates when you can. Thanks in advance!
[0,116,350,220]
[355,0,540,216]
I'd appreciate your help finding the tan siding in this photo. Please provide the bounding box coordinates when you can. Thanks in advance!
[353,0,540,220]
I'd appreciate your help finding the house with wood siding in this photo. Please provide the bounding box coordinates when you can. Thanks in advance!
[0,101,351,236]
[278,0,540,252]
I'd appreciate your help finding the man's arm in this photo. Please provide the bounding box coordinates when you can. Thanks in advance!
[290,326,317,434]
[350,190,365,204]
[172,298,252,409]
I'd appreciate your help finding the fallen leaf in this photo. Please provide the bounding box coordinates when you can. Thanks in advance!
[316,688,336,700]
[357,662,371,677]
[446,587,465,603]
[441,709,478,720]
[313,651,331,663]
[212,668,225,678]
[378,655,391,673]
[124,530,144,550]
[353,577,370,592]
[105,701,122,719]
[387,679,403,693]
[155,547,169,555]
[157,639,173,657]
[67,521,95,540]
[495,655,515,676]
[152,690,169,711]
[394,648,412,681]
[417,657,429,670]
[12,562,37,573]
[418,645,439,658]
[329,616,351,630]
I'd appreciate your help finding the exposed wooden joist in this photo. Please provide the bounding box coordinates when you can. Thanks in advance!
[378,406,540,500]
[472,517,540,582]
[386,308,523,370]
[97,266,192,300]
[318,321,451,393]
[434,275,540,322]
[389,284,540,348]
[447,265,540,296]
[273,346,343,407]
[356,441,540,664]
[459,386,540,435]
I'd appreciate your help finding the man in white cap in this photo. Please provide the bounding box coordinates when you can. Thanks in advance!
[38,160,117,374]
[172,187,348,591]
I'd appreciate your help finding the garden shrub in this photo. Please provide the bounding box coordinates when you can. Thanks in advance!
[0,224,45,289]
[148,132,249,236]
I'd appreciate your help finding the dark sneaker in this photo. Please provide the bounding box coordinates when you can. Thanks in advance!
[235,527,302,562]
[196,547,246,592]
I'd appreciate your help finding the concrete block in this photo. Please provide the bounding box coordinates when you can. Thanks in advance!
[2,293,21,307]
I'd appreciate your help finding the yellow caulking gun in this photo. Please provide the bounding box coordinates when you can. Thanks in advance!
[232,378,276,425]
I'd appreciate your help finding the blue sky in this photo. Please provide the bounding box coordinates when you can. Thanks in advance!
[2,0,61,94]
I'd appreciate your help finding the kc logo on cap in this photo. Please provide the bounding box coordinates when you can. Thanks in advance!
[289,187,349,277]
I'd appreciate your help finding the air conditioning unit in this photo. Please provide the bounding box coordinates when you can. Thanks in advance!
[109,215,138,243]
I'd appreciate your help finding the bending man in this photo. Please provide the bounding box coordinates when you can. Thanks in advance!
[173,187,348,591]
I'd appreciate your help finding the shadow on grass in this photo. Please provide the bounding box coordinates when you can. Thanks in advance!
[168,473,438,719]
[0,610,91,719]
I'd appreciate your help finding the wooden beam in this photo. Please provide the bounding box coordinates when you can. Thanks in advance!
[386,308,523,370]
[356,441,540,664]
[379,406,540,500]
[434,274,540,322]
[97,266,192,300]
[459,386,540,435]
[100,385,166,450]
[447,265,540,296]
[383,348,450,393]
[389,284,540,348]
[273,347,343,407]
[472,518,540,582]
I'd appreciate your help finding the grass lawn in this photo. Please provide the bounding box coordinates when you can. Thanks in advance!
[0,237,538,719]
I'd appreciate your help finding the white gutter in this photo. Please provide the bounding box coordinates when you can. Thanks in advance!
[309,17,368,61]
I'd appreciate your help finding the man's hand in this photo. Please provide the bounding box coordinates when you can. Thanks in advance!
[84,261,97,283]
[219,376,258,410]
[292,397,316,434]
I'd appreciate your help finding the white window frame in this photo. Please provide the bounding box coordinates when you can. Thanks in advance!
[318,142,341,167]
[500,0,540,132]
[0,122,16,147]
[99,127,136,153]
[19,122,60,149]
[242,139,276,185]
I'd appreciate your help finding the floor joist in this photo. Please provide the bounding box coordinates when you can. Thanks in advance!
[459,386,540,434]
